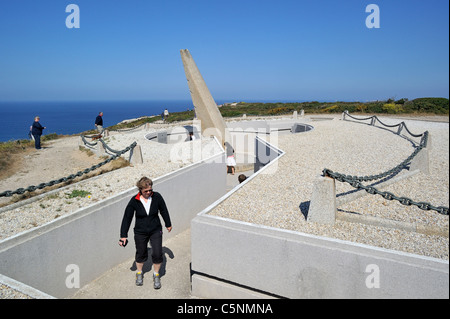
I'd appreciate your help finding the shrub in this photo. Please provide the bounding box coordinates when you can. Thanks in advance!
[268,107,291,115]
[409,98,449,114]
[382,103,405,114]
[322,105,339,113]
[356,104,367,112]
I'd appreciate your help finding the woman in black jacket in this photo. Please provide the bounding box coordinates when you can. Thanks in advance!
[119,177,172,289]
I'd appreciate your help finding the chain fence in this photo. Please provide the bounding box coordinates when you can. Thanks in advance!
[323,111,448,216]
[0,139,137,198]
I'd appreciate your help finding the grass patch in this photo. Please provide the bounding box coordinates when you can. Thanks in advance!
[66,189,91,198]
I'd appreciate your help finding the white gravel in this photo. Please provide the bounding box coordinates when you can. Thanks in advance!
[209,116,449,260]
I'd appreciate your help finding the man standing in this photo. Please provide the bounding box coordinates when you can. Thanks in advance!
[95,112,103,133]
[31,116,46,150]
[119,177,172,289]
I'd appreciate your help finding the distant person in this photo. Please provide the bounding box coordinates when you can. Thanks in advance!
[119,177,172,289]
[95,112,103,133]
[164,108,169,121]
[30,116,46,150]
[224,141,236,175]
[186,131,196,141]
[238,174,247,183]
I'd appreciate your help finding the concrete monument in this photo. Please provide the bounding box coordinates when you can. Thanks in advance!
[180,49,229,144]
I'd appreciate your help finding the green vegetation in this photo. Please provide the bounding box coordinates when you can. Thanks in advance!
[218,97,449,118]
[66,189,91,198]
[100,97,448,130]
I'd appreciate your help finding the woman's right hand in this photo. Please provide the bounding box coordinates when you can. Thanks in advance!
[119,238,128,247]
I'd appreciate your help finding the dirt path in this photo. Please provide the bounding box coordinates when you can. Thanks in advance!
[0,136,103,207]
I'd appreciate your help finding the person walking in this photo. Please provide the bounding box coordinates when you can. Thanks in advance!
[94,112,103,133]
[119,177,172,289]
[30,116,46,150]
[224,141,236,175]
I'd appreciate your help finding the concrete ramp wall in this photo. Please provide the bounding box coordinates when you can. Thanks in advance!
[0,148,226,298]
[191,215,449,299]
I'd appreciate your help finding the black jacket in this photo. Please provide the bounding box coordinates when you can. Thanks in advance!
[95,115,103,126]
[31,121,45,136]
[120,192,171,238]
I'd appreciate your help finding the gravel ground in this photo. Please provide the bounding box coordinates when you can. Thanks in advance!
[209,116,449,260]
[0,284,32,299]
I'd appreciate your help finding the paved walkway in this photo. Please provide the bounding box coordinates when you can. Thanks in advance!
[71,228,193,299]
[71,169,253,299]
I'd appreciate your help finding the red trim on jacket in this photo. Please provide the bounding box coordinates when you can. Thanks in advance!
[135,192,153,200]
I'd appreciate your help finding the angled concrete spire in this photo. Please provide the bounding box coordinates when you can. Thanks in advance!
[180,49,229,145]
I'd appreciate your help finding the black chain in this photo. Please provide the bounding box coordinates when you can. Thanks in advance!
[324,168,449,216]
[0,141,136,198]
[324,112,448,216]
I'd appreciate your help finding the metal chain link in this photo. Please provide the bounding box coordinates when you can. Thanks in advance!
[324,168,449,216]
[324,112,448,216]
[0,141,136,198]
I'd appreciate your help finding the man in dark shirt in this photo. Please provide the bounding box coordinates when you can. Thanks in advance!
[31,116,46,149]
[94,112,103,133]
[119,177,172,289]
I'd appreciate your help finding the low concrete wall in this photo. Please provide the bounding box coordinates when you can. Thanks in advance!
[191,215,449,299]
[0,148,226,298]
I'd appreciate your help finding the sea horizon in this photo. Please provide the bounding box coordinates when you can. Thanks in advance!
[0,100,198,142]
[1,98,315,142]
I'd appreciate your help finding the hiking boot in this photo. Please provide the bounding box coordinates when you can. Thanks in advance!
[153,273,161,289]
[136,272,143,286]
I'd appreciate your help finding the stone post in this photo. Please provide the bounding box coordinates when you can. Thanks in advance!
[410,133,431,175]
[130,144,143,165]
[96,141,106,156]
[308,175,337,225]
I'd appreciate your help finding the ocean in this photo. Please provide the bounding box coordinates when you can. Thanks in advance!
[0,100,220,142]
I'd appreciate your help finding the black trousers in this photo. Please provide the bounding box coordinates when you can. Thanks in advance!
[134,231,163,264]
[33,134,41,149]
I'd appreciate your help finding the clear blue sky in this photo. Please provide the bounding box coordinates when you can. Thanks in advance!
[0,0,448,102]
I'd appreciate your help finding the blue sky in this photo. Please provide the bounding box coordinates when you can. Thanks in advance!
[0,0,448,102]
